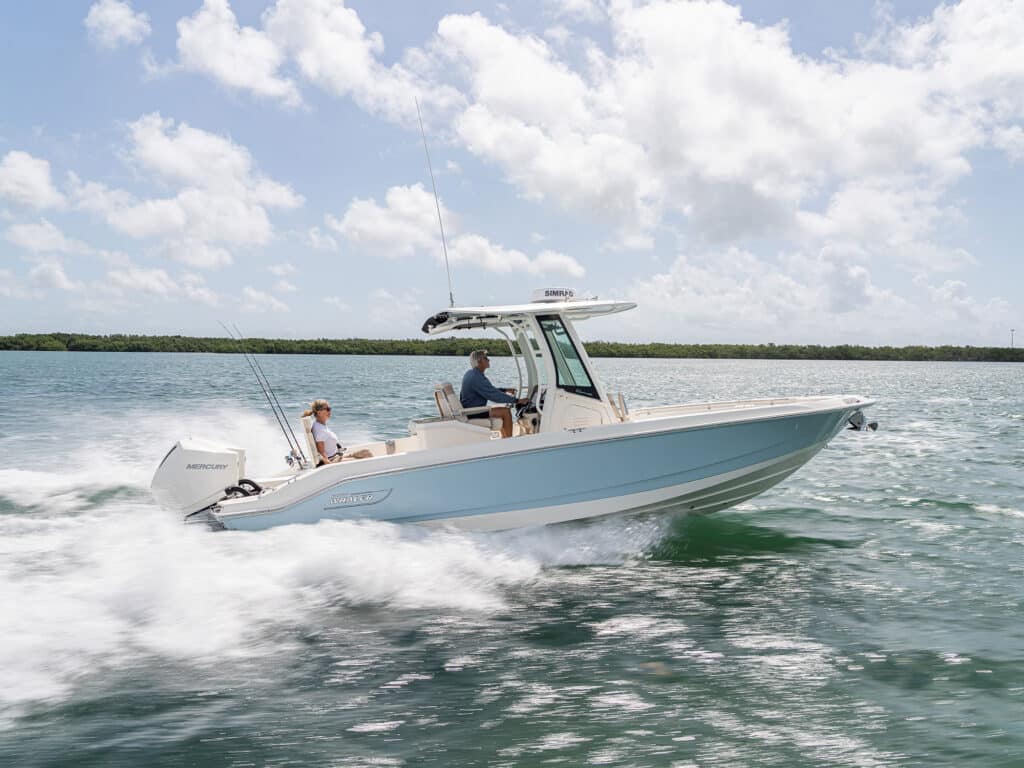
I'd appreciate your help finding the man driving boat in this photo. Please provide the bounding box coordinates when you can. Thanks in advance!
[460,349,528,438]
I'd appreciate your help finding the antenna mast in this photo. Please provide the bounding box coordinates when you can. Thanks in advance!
[415,97,455,308]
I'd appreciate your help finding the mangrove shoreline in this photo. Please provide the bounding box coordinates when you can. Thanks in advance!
[1,333,1022,362]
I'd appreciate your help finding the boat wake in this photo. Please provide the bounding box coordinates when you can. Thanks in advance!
[0,404,669,723]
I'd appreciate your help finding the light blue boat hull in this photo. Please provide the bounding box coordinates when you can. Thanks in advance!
[216,407,856,532]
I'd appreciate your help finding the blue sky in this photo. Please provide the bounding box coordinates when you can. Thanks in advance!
[0,0,1021,345]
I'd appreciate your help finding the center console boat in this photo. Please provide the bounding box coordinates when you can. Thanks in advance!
[151,291,875,531]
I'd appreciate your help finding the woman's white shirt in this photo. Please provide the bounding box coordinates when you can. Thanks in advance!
[311,420,343,458]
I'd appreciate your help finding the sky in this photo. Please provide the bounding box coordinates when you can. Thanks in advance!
[0,0,1021,345]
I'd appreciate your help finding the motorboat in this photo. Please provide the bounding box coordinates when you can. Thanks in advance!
[151,290,875,531]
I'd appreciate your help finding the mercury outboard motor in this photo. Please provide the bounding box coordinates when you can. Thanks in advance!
[847,410,878,431]
[151,438,246,515]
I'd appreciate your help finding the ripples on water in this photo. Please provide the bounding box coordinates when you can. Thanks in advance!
[0,353,1021,767]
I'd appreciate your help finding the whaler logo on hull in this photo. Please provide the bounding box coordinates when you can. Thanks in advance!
[186,463,229,470]
[325,489,391,510]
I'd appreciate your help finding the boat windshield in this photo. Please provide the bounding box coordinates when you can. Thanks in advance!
[537,315,598,399]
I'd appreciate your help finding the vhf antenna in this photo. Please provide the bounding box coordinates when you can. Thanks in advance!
[415,97,455,308]
[220,322,308,467]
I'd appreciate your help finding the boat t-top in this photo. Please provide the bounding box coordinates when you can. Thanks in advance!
[152,290,875,531]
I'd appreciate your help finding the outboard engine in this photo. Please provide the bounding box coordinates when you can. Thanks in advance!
[151,438,246,515]
[847,410,879,431]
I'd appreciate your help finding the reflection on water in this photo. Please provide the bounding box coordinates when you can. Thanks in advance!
[0,353,1022,766]
[647,512,858,565]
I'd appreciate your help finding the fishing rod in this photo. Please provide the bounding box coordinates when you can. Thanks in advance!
[219,321,296,457]
[415,96,455,308]
[232,323,307,465]
[219,322,307,466]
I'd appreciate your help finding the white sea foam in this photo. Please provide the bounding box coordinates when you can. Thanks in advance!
[973,503,1024,519]
[2,405,284,505]
[0,504,546,719]
[0,401,662,721]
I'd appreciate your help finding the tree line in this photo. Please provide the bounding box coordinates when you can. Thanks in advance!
[1,333,1022,361]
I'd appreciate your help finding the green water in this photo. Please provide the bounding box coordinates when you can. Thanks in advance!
[1,353,1021,766]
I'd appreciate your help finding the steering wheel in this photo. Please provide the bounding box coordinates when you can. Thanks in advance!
[514,385,539,419]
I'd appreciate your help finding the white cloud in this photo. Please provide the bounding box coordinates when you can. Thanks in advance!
[158,238,233,269]
[543,25,572,47]
[241,285,289,313]
[263,0,379,98]
[993,125,1024,162]
[436,14,659,248]
[68,114,301,266]
[323,295,350,311]
[881,0,1024,115]
[329,183,440,257]
[332,183,585,277]
[66,173,132,215]
[306,225,337,251]
[5,218,88,254]
[796,175,975,272]
[926,278,1009,328]
[84,0,151,49]
[102,188,274,245]
[181,272,221,306]
[628,249,810,337]
[448,234,585,278]
[263,0,464,124]
[624,246,916,343]
[95,249,132,267]
[440,13,591,128]
[0,269,34,299]
[0,151,65,209]
[532,249,586,278]
[85,264,222,307]
[29,261,80,292]
[164,0,1022,275]
[126,113,302,209]
[546,0,606,22]
[171,0,463,121]
[369,288,421,328]
[274,279,297,293]
[620,244,1011,345]
[422,0,1024,264]
[801,176,944,244]
[107,265,178,297]
[177,0,301,106]
[51,0,1024,342]
[72,292,135,315]
[267,261,295,276]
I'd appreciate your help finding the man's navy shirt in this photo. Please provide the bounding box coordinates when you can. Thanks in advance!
[460,368,516,409]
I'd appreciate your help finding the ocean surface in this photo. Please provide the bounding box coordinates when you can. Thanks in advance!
[1,352,1022,767]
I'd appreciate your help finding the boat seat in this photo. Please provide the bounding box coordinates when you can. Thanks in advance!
[434,387,454,419]
[301,416,319,466]
[434,382,502,430]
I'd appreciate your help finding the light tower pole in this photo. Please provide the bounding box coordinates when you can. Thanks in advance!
[1012,329,1016,349]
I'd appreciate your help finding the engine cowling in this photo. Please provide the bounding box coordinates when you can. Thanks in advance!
[151,439,245,515]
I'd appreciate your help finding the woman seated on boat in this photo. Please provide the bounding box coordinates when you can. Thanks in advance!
[460,350,528,438]
[304,399,372,465]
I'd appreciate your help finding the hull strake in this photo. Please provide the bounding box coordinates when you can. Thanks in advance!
[215,405,857,532]
[422,443,821,531]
